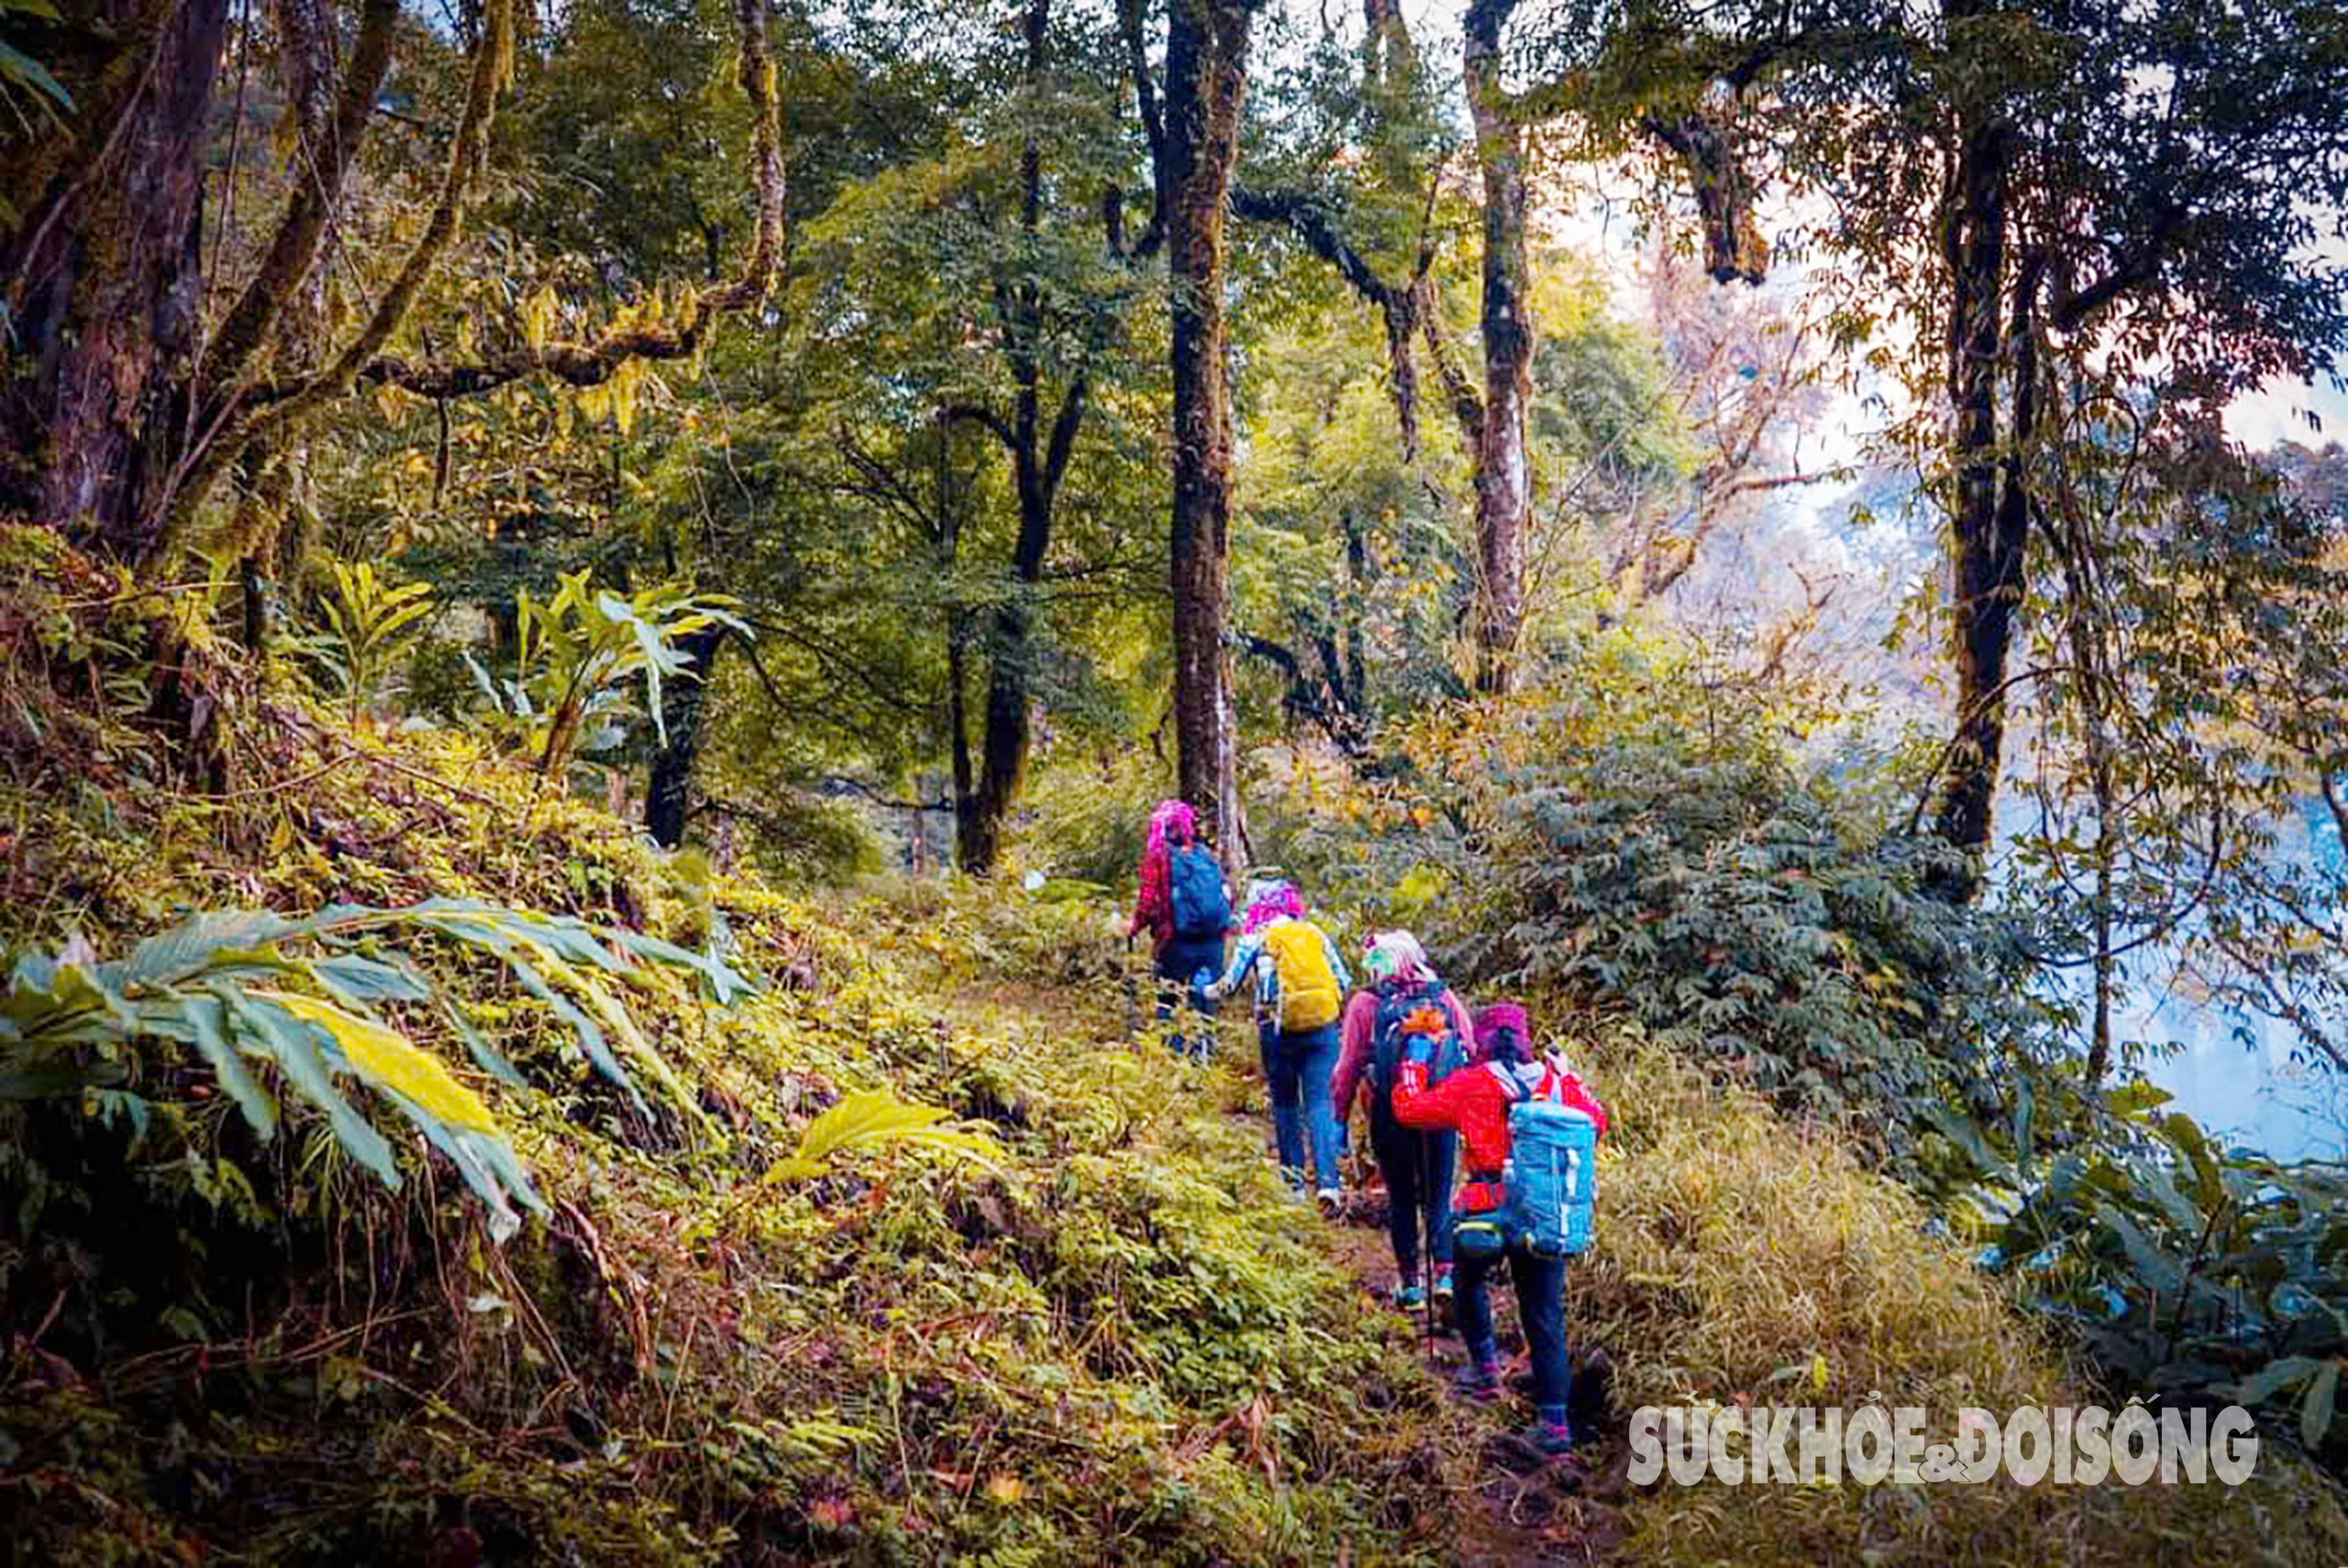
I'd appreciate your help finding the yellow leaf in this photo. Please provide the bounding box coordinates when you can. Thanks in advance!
[612,360,641,436]
[1810,1352,1830,1393]
[260,990,499,1132]
[524,285,557,351]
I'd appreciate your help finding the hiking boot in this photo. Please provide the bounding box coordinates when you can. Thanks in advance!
[1431,1264,1455,1302]
[1451,1361,1501,1404]
[1315,1187,1343,1220]
[1528,1418,1575,1458]
[1392,1283,1426,1312]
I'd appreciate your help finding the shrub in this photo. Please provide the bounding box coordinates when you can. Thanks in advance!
[1445,737,2031,1162]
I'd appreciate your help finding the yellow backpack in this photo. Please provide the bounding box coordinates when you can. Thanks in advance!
[1263,920,1341,1032]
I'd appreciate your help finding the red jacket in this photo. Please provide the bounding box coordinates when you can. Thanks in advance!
[1391,1055,1608,1214]
[1128,847,1173,946]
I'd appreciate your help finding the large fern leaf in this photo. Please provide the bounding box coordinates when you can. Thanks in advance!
[0,900,759,1241]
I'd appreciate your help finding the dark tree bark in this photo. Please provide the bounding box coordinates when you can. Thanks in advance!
[1463,0,1534,696]
[947,0,1094,876]
[0,0,232,559]
[1931,108,2040,884]
[1643,109,1769,285]
[1158,0,1257,871]
[644,623,728,849]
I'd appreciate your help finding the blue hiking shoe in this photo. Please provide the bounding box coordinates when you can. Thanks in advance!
[1452,1360,1501,1404]
[1392,1283,1426,1311]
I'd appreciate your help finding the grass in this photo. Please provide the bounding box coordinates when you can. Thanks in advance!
[0,692,1475,1565]
[1,552,2343,1565]
[1569,1033,2348,1566]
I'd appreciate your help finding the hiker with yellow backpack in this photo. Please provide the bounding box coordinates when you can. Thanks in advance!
[1197,878,1351,1213]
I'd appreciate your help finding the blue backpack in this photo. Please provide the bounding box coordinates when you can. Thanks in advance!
[1501,1066,1600,1259]
[1166,844,1231,938]
[1369,980,1465,1135]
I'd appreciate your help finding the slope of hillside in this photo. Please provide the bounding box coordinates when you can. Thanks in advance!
[3,647,2343,1565]
[0,695,1479,1566]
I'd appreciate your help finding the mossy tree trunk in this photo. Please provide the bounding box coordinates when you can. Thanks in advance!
[1161,0,1256,874]
[0,0,231,561]
[1462,0,1534,697]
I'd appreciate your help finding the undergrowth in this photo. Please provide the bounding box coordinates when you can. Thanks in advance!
[0,667,1464,1563]
[4,554,2346,1567]
[1564,1031,2348,1565]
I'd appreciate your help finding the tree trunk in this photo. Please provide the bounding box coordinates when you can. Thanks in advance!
[644,623,727,849]
[957,0,1091,877]
[1931,115,2033,880]
[1161,0,1255,870]
[0,0,232,560]
[1463,0,1533,695]
[948,624,982,871]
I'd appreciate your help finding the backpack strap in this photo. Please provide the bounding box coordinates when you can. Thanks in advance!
[1486,1062,1531,1101]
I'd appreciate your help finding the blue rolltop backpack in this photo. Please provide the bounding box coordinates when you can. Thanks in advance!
[1501,1064,1600,1259]
[1166,844,1232,938]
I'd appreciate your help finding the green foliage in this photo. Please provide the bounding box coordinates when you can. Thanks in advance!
[0,0,72,148]
[1582,1030,2348,1567]
[1451,736,2018,1159]
[464,570,744,779]
[297,559,436,721]
[1012,748,1170,887]
[0,898,756,1238]
[1934,1082,2348,1455]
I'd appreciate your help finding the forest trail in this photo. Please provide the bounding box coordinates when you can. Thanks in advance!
[948,972,1633,1567]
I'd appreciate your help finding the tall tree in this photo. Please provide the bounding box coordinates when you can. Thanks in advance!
[1458,0,1534,693]
[945,0,1125,873]
[1137,0,1259,866]
[1530,0,2348,884]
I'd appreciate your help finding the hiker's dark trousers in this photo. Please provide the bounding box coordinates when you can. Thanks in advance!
[1371,1119,1456,1284]
[1456,1242,1569,1418]
[1152,931,1224,1059]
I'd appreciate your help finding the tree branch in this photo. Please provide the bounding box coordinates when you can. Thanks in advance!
[943,403,1018,454]
[1229,184,1398,310]
[1117,0,1167,259]
[203,0,401,400]
[176,0,784,533]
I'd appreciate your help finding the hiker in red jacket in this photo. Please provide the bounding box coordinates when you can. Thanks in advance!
[1390,1002,1606,1466]
[1125,799,1228,1059]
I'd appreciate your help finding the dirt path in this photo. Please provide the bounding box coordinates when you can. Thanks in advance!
[1314,1161,1632,1568]
[958,976,1630,1566]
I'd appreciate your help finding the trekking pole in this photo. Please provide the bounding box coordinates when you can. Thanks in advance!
[1123,933,1138,1044]
[1417,1133,1434,1363]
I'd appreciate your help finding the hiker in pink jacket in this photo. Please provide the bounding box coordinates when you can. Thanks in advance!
[1329,931,1479,1309]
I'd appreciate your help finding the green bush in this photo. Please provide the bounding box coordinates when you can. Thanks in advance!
[1445,736,2031,1164]
[1012,750,1176,889]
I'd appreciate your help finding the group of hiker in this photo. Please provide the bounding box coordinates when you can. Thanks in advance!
[1124,799,1608,1464]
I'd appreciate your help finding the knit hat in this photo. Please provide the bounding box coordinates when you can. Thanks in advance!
[1364,930,1434,986]
[1473,1001,1531,1066]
